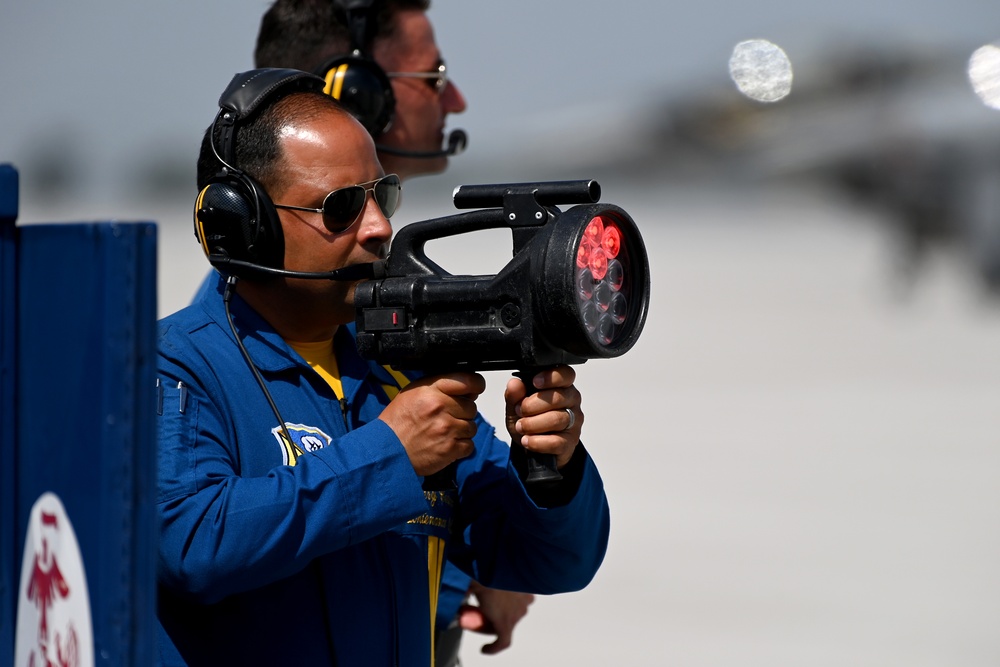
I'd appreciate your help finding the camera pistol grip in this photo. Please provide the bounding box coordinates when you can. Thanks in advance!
[514,369,564,486]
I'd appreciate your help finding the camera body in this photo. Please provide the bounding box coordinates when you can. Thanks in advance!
[354,180,650,373]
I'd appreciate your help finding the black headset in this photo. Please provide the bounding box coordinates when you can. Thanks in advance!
[312,0,396,137]
[194,68,326,278]
[311,0,468,158]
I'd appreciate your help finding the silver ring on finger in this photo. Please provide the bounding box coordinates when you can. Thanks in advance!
[564,408,576,431]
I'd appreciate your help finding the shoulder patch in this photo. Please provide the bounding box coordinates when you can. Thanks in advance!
[271,423,333,467]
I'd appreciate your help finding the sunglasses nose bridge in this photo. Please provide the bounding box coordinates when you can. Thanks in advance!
[356,189,394,242]
[365,186,395,221]
[358,186,382,221]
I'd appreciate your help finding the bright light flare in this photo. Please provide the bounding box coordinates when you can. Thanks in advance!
[729,39,793,103]
[969,44,1000,110]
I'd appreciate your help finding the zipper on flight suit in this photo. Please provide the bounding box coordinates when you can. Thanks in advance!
[378,536,400,666]
[338,396,349,430]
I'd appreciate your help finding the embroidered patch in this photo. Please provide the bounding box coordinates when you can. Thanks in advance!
[402,489,456,542]
[271,423,333,467]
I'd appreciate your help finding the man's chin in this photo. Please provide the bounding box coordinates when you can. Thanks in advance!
[379,151,448,181]
[401,155,448,180]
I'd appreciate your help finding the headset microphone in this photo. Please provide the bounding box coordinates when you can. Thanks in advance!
[208,256,386,281]
[376,129,467,158]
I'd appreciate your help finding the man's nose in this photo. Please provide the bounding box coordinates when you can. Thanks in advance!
[442,79,466,114]
[357,194,393,243]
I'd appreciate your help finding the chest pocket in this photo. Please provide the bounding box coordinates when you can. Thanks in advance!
[156,380,200,503]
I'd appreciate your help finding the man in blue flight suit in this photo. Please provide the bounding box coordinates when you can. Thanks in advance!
[155,68,610,666]
[252,1,535,660]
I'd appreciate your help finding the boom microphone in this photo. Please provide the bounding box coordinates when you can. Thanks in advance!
[376,129,467,158]
[209,255,386,281]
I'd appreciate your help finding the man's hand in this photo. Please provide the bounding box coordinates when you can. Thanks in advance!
[379,372,485,476]
[504,365,583,469]
[457,582,535,655]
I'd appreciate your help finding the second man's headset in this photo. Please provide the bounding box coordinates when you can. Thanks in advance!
[313,0,466,157]
[194,67,380,281]
[313,0,395,138]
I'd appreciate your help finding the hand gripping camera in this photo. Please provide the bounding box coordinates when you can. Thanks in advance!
[354,180,651,484]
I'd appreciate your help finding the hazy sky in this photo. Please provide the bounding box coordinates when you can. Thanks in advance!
[2,0,999,209]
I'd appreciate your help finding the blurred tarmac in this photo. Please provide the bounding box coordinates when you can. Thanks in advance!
[434,182,1000,667]
[28,180,999,666]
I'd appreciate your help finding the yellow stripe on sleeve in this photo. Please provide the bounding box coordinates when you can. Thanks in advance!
[427,535,446,666]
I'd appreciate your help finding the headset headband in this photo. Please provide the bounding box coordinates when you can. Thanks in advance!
[213,68,326,167]
[334,0,377,52]
[312,2,395,137]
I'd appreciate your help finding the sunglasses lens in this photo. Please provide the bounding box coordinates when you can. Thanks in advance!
[374,175,401,218]
[322,186,367,232]
[319,175,401,233]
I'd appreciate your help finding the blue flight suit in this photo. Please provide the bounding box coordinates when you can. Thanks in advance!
[155,276,610,666]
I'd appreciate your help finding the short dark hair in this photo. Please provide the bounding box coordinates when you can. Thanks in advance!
[196,90,349,193]
[254,0,431,71]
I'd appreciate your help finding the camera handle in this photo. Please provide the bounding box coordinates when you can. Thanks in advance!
[386,179,600,278]
[514,369,564,485]
[419,369,563,492]
[422,461,458,491]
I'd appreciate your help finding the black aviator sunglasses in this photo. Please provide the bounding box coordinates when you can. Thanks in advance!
[386,61,449,93]
[274,174,401,233]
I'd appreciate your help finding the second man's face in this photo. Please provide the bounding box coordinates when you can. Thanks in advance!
[372,9,466,180]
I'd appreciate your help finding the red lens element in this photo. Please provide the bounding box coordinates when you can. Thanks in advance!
[602,225,620,258]
[589,249,609,280]
[576,215,631,347]
[584,216,605,246]
[579,216,618,280]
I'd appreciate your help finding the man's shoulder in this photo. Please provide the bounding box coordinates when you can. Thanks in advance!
[158,302,217,336]
[157,301,226,359]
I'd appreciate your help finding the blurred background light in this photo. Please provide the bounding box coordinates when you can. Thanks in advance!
[968,43,1000,109]
[729,39,794,102]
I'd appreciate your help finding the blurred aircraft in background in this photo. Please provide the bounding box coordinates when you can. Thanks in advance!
[486,39,1000,301]
[635,43,1000,299]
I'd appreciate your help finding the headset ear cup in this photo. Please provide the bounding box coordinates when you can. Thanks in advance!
[194,174,284,277]
[315,54,395,136]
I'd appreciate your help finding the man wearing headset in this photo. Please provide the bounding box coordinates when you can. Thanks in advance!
[251,1,535,663]
[158,69,609,666]
[254,0,465,181]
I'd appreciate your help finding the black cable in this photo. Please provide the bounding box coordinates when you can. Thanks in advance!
[222,275,295,448]
[209,256,382,281]
[223,275,341,663]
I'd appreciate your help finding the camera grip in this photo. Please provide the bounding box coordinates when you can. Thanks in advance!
[422,461,457,491]
[513,369,564,485]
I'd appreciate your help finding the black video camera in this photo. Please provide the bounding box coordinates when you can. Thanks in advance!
[354,180,650,484]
